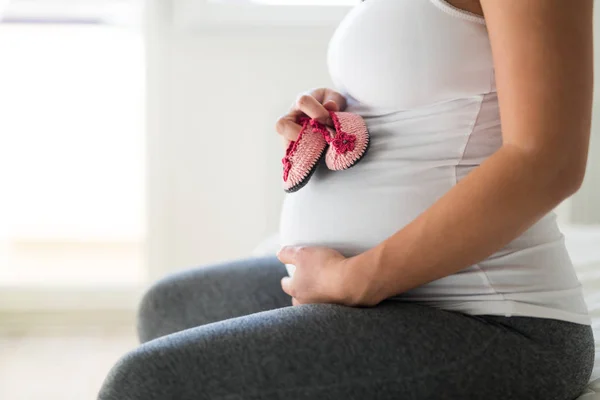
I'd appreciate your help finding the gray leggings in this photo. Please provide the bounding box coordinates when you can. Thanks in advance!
[99,256,594,400]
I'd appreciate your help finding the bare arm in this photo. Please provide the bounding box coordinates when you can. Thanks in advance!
[349,0,594,305]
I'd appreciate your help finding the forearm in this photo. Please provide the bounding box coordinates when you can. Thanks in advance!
[351,144,583,304]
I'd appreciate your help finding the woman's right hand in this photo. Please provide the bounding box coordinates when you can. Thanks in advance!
[276,88,347,147]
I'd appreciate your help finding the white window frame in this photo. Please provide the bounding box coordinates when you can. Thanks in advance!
[173,0,356,29]
[1,0,140,25]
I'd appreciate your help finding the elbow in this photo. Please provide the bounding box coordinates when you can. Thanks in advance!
[510,140,589,202]
[553,172,585,199]
[546,158,587,201]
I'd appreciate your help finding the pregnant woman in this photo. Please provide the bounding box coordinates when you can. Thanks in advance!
[100,1,595,399]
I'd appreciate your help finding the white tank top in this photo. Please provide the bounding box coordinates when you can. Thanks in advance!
[279,0,590,325]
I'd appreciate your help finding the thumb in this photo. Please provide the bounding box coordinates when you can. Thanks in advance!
[281,276,294,297]
[277,246,299,265]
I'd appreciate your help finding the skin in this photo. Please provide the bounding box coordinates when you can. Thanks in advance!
[275,88,347,149]
[276,0,594,307]
[446,0,483,16]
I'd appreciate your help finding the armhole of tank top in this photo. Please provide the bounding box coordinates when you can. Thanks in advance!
[429,0,486,25]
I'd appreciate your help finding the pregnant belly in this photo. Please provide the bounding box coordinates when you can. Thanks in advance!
[278,154,577,305]
[279,159,454,257]
[279,95,498,255]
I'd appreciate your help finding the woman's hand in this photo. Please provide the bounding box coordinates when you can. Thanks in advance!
[277,246,373,307]
[275,88,347,148]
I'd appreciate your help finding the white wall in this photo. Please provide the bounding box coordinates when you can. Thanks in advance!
[146,1,600,279]
[146,0,338,278]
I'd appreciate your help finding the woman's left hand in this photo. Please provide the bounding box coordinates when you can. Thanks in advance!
[277,246,366,307]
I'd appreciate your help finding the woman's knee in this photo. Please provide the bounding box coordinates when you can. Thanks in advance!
[137,273,189,343]
[98,345,162,400]
[137,257,287,342]
[137,266,227,342]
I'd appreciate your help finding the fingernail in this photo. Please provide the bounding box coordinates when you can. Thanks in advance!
[324,101,339,113]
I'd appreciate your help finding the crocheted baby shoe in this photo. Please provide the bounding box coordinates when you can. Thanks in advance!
[282,117,328,193]
[282,112,370,192]
[324,111,370,171]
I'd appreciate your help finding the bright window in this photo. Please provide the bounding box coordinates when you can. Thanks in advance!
[0,2,145,290]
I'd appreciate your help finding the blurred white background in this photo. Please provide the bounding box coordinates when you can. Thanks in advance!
[0,0,598,399]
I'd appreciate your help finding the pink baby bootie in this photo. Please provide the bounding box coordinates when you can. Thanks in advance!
[282,111,370,193]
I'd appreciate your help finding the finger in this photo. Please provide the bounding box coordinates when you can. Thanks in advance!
[285,103,304,121]
[277,246,300,265]
[323,89,347,111]
[275,118,302,142]
[281,277,294,297]
[308,87,327,104]
[323,100,339,112]
[304,88,346,111]
[295,94,330,123]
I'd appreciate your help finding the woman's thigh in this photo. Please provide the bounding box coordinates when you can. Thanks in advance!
[100,301,593,400]
[137,256,290,342]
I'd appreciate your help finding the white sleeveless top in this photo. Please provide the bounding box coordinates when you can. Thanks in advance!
[279,0,590,325]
